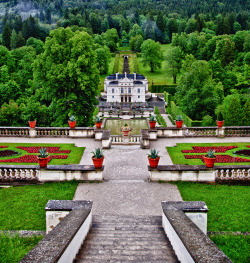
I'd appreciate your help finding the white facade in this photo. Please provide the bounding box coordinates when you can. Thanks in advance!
[104,72,148,103]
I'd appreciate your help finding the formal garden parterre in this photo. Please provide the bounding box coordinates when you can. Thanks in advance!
[0,143,85,165]
[167,143,250,166]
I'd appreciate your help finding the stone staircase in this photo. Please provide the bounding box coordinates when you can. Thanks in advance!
[74,215,179,263]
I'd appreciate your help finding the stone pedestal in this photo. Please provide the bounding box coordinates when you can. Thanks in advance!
[29,128,37,138]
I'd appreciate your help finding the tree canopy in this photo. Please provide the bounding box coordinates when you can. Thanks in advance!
[32,27,100,126]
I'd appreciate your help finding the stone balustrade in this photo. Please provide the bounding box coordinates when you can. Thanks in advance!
[0,164,103,183]
[149,165,250,182]
[215,165,250,181]
[20,200,93,263]
[0,126,95,138]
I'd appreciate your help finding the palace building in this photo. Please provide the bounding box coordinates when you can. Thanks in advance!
[104,72,148,103]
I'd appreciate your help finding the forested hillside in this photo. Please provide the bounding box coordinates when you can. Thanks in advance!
[0,0,249,127]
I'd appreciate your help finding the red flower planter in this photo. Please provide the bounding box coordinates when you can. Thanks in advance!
[176,120,183,128]
[68,121,76,128]
[204,156,216,168]
[217,120,224,128]
[149,121,156,129]
[122,130,130,136]
[95,122,102,129]
[28,121,36,128]
[148,157,160,168]
[37,156,50,168]
[92,156,104,169]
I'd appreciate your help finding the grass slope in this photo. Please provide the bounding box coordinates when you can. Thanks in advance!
[0,181,79,230]
[175,182,249,232]
[138,44,177,86]
[0,143,85,165]
[210,235,249,263]
[0,234,43,263]
[167,142,250,166]
[100,56,116,91]
[175,182,250,263]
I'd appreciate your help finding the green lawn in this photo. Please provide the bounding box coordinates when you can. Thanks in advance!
[100,56,116,91]
[0,181,79,231]
[138,44,177,86]
[167,142,250,166]
[175,182,250,263]
[0,143,85,165]
[210,235,249,263]
[0,234,43,263]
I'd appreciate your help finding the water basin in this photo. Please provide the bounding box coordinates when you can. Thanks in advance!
[104,119,149,135]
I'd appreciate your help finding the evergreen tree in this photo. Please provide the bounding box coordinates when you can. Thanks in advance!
[224,96,242,126]
[242,100,250,126]
[2,23,11,50]
[10,29,17,50]
[156,11,166,33]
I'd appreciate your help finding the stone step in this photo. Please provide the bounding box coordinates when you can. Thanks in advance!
[74,216,179,262]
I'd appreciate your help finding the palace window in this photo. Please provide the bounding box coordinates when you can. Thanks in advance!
[128,88,131,93]
[121,88,124,94]
[112,88,114,93]
[138,88,140,93]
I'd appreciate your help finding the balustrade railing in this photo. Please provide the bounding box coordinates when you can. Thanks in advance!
[224,126,250,137]
[185,127,217,137]
[215,167,250,180]
[111,135,141,144]
[0,127,29,137]
[0,166,39,181]
[130,135,141,144]
[36,127,69,137]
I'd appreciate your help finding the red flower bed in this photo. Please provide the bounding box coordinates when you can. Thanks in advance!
[184,154,250,163]
[182,146,238,153]
[16,146,71,154]
[0,155,68,163]
[0,146,8,148]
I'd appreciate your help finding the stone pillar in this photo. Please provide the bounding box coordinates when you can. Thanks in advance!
[29,128,37,138]
[123,135,130,144]
[217,127,225,138]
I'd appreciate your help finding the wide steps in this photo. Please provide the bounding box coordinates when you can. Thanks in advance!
[74,215,179,262]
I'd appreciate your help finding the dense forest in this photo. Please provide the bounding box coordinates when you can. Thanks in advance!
[0,0,249,126]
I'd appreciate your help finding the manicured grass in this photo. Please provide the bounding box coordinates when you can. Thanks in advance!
[138,44,176,85]
[167,142,250,166]
[0,143,85,165]
[175,182,249,232]
[0,234,43,263]
[209,234,249,263]
[100,56,116,91]
[0,181,79,230]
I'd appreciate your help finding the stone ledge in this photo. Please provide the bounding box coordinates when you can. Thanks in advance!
[162,201,208,213]
[45,200,92,211]
[20,209,90,263]
[162,201,232,263]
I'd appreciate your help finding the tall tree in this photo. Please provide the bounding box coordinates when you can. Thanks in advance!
[32,28,100,126]
[2,23,11,50]
[141,39,164,72]
[165,46,184,83]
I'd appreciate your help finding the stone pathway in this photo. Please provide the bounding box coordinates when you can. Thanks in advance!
[74,146,182,216]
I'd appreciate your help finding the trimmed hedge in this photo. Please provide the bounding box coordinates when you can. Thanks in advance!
[154,106,167,127]
[112,54,120,74]
[151,85,177,95]
[164,92,172,106]
[132,54,140,73]
[170,101,202,127]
